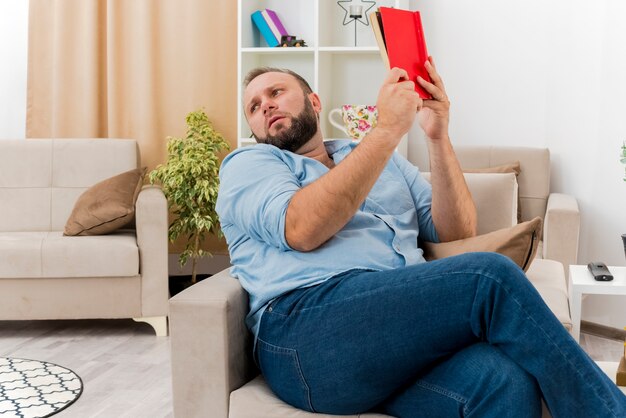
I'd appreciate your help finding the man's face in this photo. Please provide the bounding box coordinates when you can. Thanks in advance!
[243,72,319,152]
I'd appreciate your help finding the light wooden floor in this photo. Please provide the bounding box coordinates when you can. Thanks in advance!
[580,331,625,362]
[0,320,623,417]
[0,319,172,418]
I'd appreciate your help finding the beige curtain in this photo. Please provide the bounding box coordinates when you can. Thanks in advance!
[27,0,237,255]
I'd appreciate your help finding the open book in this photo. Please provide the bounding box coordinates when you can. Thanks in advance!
[370,7,432,99]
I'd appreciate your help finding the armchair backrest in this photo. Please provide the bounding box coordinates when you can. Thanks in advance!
[422,172,518,235]
[414,146,551,223]
[454,146,551,223]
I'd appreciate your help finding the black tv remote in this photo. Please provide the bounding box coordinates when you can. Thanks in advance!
[587,262,613,281]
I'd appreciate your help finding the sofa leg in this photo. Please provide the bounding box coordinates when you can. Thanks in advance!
[133,316,168,336]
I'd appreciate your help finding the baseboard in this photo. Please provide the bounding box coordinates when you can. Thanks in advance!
[168,253,231,276]
[581,320,626,341]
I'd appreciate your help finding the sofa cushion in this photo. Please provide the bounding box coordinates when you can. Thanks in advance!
[464,161,521,176]
[0,139,140,233]
[464,161,522,223]
[64,168,145,236]
[526,259,572,331]
[230,375,390,418]
[464,172,518,234]
[231,369,554,418]
[0,141,54,232]
[52,139,139,188]
[51,139,140,231]
[0,189,52,232]
[422,172,518,234]
[42,231,139,278]
[422,217,542,272]
[0,140,52,188]
[453,146,550,223]
[0,232,47,278]
[0,231,139,278]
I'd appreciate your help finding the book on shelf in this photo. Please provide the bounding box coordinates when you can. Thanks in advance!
[251,10,278,47]
[263,9,288,40]
[370,7,432,99]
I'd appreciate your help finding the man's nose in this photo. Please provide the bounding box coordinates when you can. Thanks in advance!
[261,99,277,115]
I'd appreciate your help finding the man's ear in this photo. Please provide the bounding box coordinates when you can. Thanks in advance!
[307,92,322,113]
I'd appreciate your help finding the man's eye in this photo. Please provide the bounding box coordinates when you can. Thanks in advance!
[250,104,258,113]
[272,89,282,97]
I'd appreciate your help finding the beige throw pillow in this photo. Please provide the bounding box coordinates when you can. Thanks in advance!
[463,161,521,176]
[64,167,146,236]
[464,162,522,223]
[421,216,542,272]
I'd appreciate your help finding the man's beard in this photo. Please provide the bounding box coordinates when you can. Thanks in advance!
[254,97,318,153]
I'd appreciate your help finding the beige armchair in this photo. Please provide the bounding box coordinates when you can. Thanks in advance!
[451,146,580,278]
[170,146,579,417]
[0,139,169,335]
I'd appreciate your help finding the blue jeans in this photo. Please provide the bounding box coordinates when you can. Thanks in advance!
[256,253,626,418]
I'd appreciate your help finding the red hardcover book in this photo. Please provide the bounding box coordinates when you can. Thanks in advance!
[378,7,432,99]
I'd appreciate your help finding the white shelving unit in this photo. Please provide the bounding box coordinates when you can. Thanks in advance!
[237,0,409,156]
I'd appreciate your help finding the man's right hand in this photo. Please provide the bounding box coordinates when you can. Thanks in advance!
[373,68,422,146]
[285,68,422,252]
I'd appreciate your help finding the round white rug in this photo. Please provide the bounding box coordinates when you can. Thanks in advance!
[0,357,82,418]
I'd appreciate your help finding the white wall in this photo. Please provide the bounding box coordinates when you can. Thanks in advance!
[0,0,28,140]
[2,1,625,326]
[410,0,626,327]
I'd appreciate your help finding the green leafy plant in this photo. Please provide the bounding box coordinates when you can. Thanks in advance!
[621,141,626,182]
[149,109,230,283]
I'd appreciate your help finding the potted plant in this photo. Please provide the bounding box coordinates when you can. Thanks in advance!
[149,109,230,290]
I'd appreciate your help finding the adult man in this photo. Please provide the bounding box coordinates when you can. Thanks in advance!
[216,61,626,417]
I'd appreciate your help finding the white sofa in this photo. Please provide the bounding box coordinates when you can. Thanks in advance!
[0,139,169,335]
[170,146,579,416]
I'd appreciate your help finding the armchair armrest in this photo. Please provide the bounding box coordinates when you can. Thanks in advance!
[543,193,580,278]
[170,268,254,418]
[135,185,169,317]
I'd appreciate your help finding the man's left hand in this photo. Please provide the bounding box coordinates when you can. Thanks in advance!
[416,56,450,142]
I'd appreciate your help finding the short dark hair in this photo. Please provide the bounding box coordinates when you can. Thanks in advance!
[243,67,313,95]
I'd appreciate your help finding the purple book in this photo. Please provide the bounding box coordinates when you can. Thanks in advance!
[265,9,288,36]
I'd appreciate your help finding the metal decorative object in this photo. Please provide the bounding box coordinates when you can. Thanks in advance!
[337,0,376,46]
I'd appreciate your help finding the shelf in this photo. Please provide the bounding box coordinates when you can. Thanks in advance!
[318,46,380,54]
[237,0,409,154]
[241,47,313,54]
[318,0,400,48]
[240,1,316,48]
[241,47,380,54]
